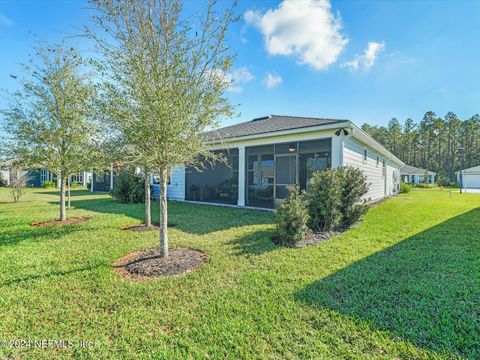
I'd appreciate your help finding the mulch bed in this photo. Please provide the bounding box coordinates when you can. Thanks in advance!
[31,217,90,227]
[120,222,177,232]
[113,248,208,280]
[294,231,342,247]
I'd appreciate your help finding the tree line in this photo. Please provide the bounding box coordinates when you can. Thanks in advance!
[362,112,480,183]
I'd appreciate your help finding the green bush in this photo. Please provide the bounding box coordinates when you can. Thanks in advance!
[415,183,432,188]
[307,168,343,232]
[70,181,80,188]
[0,177,7,187]
[42,180,56,188]
[273,185,310,246]
[400,183,412,193]
[436,171,455,187]
[110,171,145,203]
[338,166,369,227]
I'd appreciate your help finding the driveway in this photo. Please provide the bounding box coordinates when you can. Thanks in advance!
[459,188,480,194]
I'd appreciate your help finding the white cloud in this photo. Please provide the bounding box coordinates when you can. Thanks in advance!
[263,72,283,89]
[244,0,348,70]
[0,13,13,26]
[225,67,254,93]
[343,41,385,71]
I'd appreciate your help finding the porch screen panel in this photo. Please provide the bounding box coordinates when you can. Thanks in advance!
[299,139,332,190]
[185,149,239,205]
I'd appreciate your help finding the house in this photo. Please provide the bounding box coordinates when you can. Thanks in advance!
[400,164,435,185]
[0,160,90,188]
[456,165,480,189]
[90,164,115,192]
[159,115,404,209]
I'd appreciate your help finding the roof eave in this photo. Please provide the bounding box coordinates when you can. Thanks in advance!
[205,120,352,145]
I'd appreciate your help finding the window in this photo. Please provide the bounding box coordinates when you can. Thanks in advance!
[152,174,171,185]
[376,156,380,167]
[363,149,368,163]
[40,169,49,183]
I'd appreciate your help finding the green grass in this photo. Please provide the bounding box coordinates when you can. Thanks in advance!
[1,188,480,359]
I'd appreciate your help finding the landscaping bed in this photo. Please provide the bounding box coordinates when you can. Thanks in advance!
[31,216,90,227]
[114,248,208,279]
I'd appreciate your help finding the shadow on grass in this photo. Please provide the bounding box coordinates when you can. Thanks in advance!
[34,189,96,197]
[2,263,107,286]
[295,208,480,358]
[62,196,274,236]
[0,225,94,247]
[227,229,277,256]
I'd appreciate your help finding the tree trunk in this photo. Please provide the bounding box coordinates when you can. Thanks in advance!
[60,174,66,222]
[145,174,151,227]
[159,169,168,258]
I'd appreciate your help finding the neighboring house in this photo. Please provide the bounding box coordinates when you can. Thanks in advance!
[0,161,90,188]
[0,160,13,185]
[456,165,480,189]
[91,165,115,192]
[157,115,403,209]
[400,164,435,185]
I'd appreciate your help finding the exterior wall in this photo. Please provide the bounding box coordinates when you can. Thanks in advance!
[343,137,385,201]
[167,165,185,200]
[151,165,186,200]
[343,137,400,201]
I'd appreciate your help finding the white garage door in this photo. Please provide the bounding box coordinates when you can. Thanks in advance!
[465,174,480,189]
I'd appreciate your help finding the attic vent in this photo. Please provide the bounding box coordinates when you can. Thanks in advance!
[252,115,272,121]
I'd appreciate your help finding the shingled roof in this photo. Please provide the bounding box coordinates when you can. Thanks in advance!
[204,115,348,141]
[400,164,436,175]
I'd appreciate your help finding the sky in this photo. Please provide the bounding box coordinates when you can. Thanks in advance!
[1,0,480,129]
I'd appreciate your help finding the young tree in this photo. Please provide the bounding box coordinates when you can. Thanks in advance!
[1,44,100,221]
[89,0,236,257]
[8,168,28,203]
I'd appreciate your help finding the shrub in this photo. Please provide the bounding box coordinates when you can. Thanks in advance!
[70,181,80,188]
[338,166,369,227]
[0,177,7,187]
[110,171,145,203]
[42,180,56,188]
[415,183,432,188]
[307,168,343,232]
[273,185,310,246]
[400,183,412,193]
[436,171,455,187]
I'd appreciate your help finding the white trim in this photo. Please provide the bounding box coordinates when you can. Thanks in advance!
[237,146,246,206]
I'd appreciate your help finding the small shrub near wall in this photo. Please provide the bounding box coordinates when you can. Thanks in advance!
[338,166,369,227]
[400,183,412,193]
[273,185,310,246]
[272,166,370,246]
[307,168,343,232]
[110,171,145,203]
[42,180,56,189]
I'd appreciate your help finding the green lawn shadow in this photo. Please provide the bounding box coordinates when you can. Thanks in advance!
[295,208,480,358]
[61,195,274,236]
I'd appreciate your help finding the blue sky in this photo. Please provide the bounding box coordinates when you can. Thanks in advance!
[1,0,480,129]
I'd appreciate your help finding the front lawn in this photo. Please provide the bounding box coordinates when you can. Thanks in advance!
[1,188,479,359]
